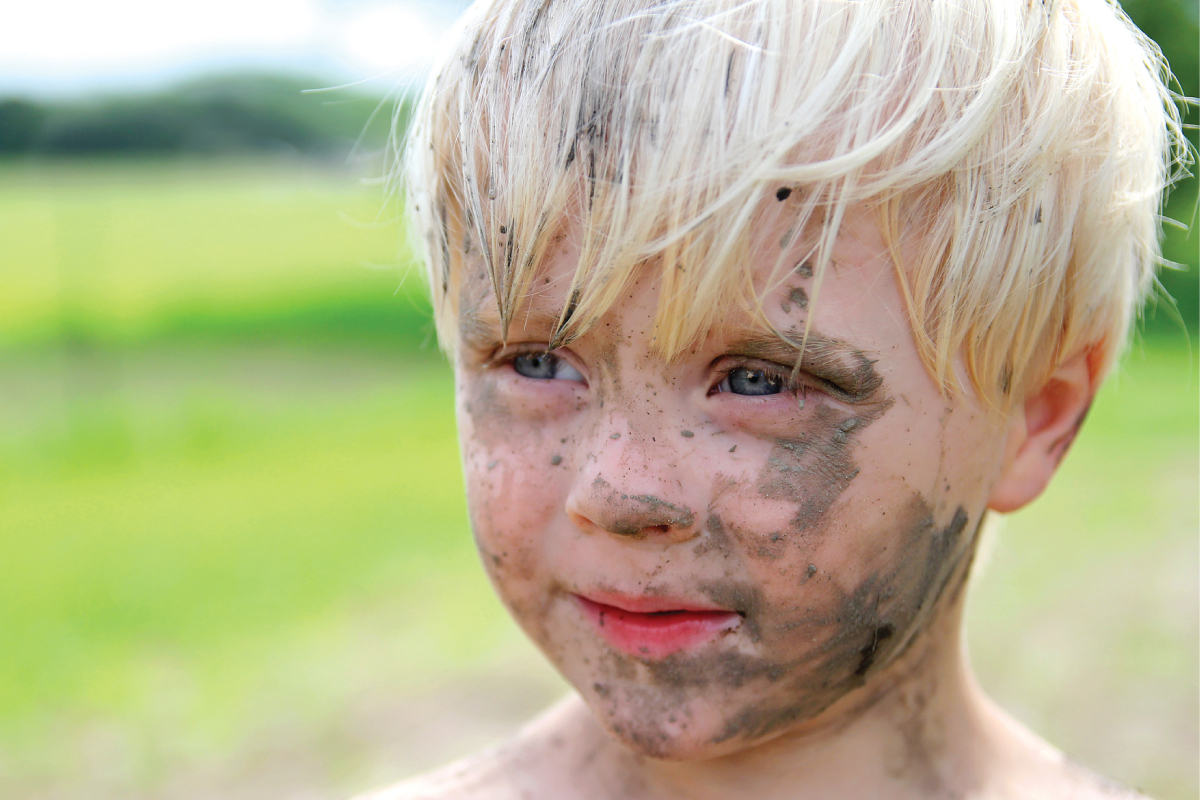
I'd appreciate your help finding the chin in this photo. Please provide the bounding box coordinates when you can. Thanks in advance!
[583,686,754,761]
[604,718,723,761]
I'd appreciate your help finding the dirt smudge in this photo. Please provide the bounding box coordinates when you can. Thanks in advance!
[584,480,697,537]
[710,502,977,744]
[757,400,889,533]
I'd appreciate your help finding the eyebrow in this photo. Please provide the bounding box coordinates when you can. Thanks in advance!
[460,306,884,403]
[458,304,564,352]
[726,331,884,403]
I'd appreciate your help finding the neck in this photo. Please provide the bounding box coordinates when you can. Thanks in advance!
[560,592,997,800]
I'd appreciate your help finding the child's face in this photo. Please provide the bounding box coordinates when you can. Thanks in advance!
[454,204,1009,758]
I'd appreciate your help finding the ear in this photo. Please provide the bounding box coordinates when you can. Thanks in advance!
[987,348,1103,513]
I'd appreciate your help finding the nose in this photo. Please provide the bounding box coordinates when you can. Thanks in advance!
[565,428,700,543]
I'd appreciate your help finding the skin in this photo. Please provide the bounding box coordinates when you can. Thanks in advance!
[362,205,1143,800]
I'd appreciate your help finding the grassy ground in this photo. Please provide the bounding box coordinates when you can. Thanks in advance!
[0,163,1195,799]
[0,346,552,799]
[969,341,1198,799]
[0,160,428,350]
[0,343,1193,800]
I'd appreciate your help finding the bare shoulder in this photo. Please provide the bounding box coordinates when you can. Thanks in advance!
[979,700,1153,800]
[350,744,530,800]
[350,697,599,800]
[987,753,1153,800]
[1042,757,1154,800]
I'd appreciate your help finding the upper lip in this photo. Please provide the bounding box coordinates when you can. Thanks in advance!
[574,590,736,615]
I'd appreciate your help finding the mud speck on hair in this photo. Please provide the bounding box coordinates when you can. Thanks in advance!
[681,430,694,438]
[789,287,809,309]
[796,261,813,278]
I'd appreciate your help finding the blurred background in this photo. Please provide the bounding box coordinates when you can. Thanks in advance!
[0,1,1195,798]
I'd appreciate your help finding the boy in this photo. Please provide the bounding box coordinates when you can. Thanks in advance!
[369,0,1187,797]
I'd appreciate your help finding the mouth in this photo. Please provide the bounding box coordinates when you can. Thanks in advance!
[573,593,742,660]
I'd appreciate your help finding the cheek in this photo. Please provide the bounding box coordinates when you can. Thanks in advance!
[934,405,1009,508]
[719,400,979,635]
[457,368,572,478]
[462,454,565,646]
[692,490,977,744]
[457,376,570,617]
[683,402,982,742]
[713,400,888,553]
[456,368,582,506]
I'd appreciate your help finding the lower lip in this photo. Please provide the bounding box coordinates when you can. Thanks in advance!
[574,596,741,659]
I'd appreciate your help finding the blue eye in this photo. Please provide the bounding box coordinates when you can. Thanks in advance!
[719,367,785,396]
[512,351,584,382]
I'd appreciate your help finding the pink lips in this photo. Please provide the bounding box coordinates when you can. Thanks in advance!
[574,593,742,659]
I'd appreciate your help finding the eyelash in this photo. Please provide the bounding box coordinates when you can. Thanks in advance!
[488,343,548,365]
[490,345,585,381]
[711,361,805,397]
[490,347,835,404]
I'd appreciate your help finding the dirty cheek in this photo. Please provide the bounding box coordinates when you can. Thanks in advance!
[720,501,974,743]
[755,400,889,534]
[681,396,980,743]
[683,495,978,746]
[457,370,562,641]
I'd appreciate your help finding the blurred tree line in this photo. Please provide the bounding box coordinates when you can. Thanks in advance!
[0,0,1193,333]
[0,73,396,160]
[1119,0,1199,336]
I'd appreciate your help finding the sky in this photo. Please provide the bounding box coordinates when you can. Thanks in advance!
[0,0,472,99]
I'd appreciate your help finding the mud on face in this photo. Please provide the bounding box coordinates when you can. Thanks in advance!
[578,383,981,753]
[452,232,993,760]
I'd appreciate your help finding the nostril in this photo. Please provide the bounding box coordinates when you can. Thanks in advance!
[604,522,688,540]
[611,523,646,538]
[567,510,600,535]
[567,477,699,542]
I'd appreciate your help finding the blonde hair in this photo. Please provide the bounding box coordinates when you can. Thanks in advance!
[399,0,1189,408]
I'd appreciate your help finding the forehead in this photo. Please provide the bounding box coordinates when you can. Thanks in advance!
[456,203,909,358]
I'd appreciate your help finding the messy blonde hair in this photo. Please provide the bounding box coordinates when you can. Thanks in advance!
[400,0,1188,409]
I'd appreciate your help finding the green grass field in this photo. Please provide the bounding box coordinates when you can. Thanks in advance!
[0,161,431,350]
[0,163,1195,800]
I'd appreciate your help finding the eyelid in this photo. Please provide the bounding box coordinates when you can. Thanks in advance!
[711,355,858,403]
[484,341,561,367]
[710,356,798,394]
[489,342,588,384]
